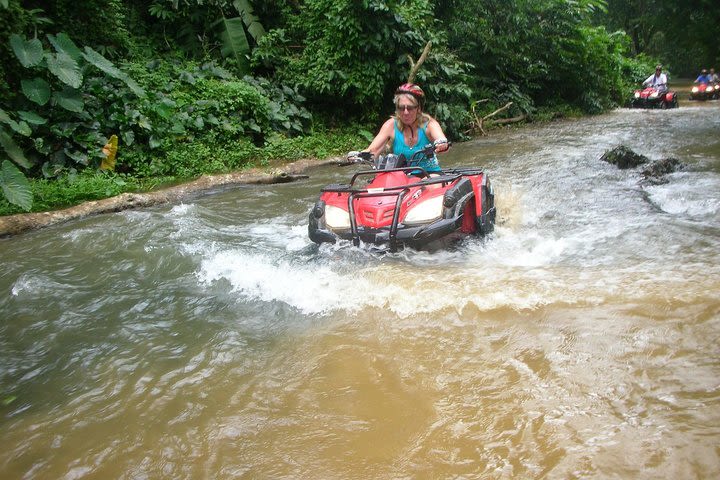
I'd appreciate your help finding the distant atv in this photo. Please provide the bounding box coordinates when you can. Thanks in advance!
[689,82,719,101]
[630,86,678,109]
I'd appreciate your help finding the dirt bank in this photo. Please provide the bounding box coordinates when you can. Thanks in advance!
[0,157,340,238]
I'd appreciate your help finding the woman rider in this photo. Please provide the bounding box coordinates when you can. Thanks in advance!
[361,83,449,172]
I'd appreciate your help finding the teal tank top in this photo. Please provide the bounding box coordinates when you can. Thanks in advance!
[392,121,440,172]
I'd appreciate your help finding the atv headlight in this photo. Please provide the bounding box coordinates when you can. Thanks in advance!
[324,205,350,229]
[403,195,444,225]
[649,91,659,98]
[634,92,640,98]
[692,86,699,93]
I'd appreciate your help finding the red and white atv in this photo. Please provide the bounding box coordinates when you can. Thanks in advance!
[631,86,679,109]
[308,144,495,252]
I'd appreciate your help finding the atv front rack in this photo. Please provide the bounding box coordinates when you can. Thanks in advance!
[321,167,466,252]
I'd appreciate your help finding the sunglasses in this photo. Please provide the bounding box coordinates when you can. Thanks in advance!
[396,104,418,112]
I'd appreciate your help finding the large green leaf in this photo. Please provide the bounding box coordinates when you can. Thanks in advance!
[123,77,146,98]
[21,77,51,105]
[17,111,47,125]
[0,129,32,168]
[53,87,85,113]
[81,46,145,97]
[6,119,31,137]
[10,34,44,68]
[46,51,83,88]
[121,130,135,147]
[0,107,10,124]
[0,160,33,211]
[233,0,265,41]
[47,33,82,61]
[219,17,250,73]
[82,47,124,79]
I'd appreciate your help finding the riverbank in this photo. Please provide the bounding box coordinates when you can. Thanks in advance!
[0,156,341,237]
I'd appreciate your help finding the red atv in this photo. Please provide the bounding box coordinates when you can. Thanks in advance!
[690,82,719,101]
[630,86,678,109]
[308,144,495,252]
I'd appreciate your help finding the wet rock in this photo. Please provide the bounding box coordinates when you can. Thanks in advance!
[639,157,682,185]
[641,157,681,178]
[600,145,649,169]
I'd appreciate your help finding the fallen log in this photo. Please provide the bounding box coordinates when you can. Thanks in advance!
[486,113,528,126]
[0,157,339,237]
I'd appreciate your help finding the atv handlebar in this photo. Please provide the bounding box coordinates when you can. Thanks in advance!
[409,140,450,163]
[345,150,374,164]
[344,140,451,168]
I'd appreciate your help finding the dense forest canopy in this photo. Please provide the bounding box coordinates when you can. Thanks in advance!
[0,0,717,213]
[596,0,719,76]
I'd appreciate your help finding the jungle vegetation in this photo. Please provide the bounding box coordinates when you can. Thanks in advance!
[0,0,717,215]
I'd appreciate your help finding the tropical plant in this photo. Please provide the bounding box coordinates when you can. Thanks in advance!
[146,0,265,74]
[0,32,145,210]
[433,0,633,115]
[252,0,430,121]
[596,0,720,76]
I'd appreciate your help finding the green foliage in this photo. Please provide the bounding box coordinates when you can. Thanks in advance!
[1,18,317,210]
[436,0,630,116]
[412,48,475,140]
[33,0,133,58]
[10,34,43,67]
[218,17,251,72]
[252,0,427,119]
[0,170,150,215]
[3,0,704,217]
[0,30,149,208]
[242,76,312,135]
[0,159,31,210]
[146,0,265,74]
[595,0,720,76]
[113,59,313,178]
[0,127,364,216]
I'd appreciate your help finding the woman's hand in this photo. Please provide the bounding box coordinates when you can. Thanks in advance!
[433,139,450,153]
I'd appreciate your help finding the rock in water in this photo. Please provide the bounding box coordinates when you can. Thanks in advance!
[641,157,681,178]
[600,145,649,169]
[640,157,682,185]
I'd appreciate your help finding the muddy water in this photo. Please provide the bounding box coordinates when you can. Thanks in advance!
[1,98,719,479]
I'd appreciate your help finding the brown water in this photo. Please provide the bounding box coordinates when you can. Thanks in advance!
[1,98,719,479]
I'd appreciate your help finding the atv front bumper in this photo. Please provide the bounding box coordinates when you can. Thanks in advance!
[631,97,665,108]
[309,212,465,251]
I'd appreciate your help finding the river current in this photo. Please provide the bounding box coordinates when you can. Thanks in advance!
[1,97,719,479]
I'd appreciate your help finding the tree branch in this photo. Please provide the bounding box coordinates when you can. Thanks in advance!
[465,101,526,136]
[407,41,432,84]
